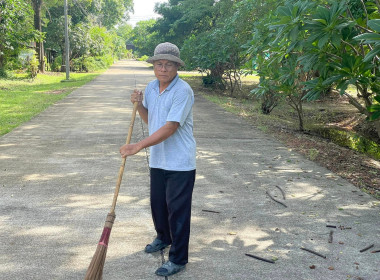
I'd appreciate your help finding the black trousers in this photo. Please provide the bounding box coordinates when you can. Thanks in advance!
[150,168,196,265]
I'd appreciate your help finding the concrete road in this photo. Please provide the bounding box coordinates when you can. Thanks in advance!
[1,60,379,280]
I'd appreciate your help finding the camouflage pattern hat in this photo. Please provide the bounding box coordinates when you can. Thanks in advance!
[147,42,185,67]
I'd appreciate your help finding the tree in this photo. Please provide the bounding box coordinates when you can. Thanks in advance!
[115,22,133,43]
[0,0,37,75]
[247,0,380,137]
[131,19,160,57]
[180,0,255,94]
[153,0,215,46]
[31,0,45,72]
[300,0,380,137]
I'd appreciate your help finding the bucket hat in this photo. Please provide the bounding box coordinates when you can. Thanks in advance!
[147,42,185,67]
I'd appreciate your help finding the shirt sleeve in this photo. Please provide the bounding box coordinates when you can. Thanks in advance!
[166,87,194,126]
[142,84,150,109]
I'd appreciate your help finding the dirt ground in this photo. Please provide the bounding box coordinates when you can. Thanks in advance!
[268,124,380,199]
[182,75,380,199]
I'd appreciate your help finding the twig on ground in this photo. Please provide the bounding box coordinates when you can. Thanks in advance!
[326,225,337,228]
[275,185,286,200]
[202,209,220,214]
[339,225,352,230]
[245,253,275,264]
[266,191,287,208]
[300,247,327,259]
[360,244,374,253]
[328,230,334,243]
[371,250,380,253]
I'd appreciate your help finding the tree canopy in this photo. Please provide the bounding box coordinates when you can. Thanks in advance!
[1,0,379,135]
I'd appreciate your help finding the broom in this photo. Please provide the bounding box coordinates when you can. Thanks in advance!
[85,101,139,280]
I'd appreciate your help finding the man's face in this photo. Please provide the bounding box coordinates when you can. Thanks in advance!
[153,60,178,85]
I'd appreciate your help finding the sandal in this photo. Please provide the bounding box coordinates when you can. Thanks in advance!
[144,238,169,253]
[155,261,185,276]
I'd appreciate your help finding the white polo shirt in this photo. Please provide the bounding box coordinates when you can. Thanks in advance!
[143,74,196,171]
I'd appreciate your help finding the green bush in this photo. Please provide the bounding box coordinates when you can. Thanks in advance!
[71,57,86,72]
[51,56,62,72]
[0,67,7,78]
[26,52,39,79]
[137,55,149,61]
[71,55,113,72]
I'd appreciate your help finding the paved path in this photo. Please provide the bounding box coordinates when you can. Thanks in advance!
[1,60,379,280]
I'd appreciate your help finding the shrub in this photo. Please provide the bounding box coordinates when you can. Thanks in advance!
[26,52,39,79]
[51,56,62,72]
[137,55,149,62]
[0,67,7,78]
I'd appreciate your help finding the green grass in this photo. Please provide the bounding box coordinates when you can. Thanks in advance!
[0,71,103,136]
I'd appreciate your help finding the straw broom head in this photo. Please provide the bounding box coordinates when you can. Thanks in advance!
[85,213,116,280]
[84,102,138,279]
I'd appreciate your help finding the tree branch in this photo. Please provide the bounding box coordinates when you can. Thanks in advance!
[375,0,380,11]
[343,92,369,116]
[341,40,360,56]
[360,0,369,26]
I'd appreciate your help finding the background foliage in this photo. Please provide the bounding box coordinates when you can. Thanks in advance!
[1,0,379,138]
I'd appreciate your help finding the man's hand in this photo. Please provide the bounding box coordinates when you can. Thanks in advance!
[131,89,143,104]
[120,143,141,158]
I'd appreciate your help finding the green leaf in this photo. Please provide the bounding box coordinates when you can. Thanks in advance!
[289,26,299,41]
[313,18,327,25]
[368,19,380,32]
[318,34,329,48]
[368,105,380,112]
[368,111,380,121]
[354,33,380,44]
[363,46,380,62]
[322,75,345,86]
[277,5,292,17]
[331,33,341,48]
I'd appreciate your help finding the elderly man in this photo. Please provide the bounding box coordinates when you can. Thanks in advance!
[120,42,196,277]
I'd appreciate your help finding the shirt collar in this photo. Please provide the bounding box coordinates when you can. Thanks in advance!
[154,74,179,93]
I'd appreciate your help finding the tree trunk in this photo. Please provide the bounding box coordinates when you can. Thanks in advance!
[32,0,45,73]
[296,102,304,132]
[373,119,380,140]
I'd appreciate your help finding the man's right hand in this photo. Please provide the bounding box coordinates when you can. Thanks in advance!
[131,89,143,104]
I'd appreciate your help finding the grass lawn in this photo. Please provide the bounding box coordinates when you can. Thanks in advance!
[0,72,103,136]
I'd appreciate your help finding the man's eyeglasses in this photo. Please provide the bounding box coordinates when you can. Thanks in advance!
[154,62,177,70]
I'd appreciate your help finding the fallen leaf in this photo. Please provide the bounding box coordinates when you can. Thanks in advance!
[228,232,237,235]
[309,265,316,269]
[328,266,334,270]
[339,241,344,245]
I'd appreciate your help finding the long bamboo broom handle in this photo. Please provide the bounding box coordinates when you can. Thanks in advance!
[110,101,139,214]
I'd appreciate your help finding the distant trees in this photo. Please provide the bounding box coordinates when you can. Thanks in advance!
[132,0,379,138]
[0,0,37,75]
[0,0,134,75]
[2,0,379,136]
[251,0,380,135]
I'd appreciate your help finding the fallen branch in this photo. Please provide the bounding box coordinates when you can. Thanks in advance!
[300,247,327,259]
[339,225,352,230]
[328,231,334,243]
[245,253,275,264]
[202,209,220,214]
[360,244,374,253]
[275,185,286,200]
[266,191,287,208]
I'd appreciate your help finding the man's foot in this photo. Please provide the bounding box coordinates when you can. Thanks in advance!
[144,238,170,253]
[155,261,185,276]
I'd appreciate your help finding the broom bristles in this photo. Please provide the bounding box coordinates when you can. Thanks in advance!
[85,213,115,280]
